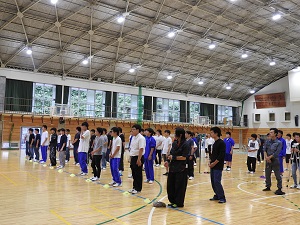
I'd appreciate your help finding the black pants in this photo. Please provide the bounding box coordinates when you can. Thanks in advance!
[257,148,264,162]
[91,155,102,178]
[187,156,194,177]
[34,147,40,160]
[247,156,256,172]
[155,150,162,165]
[130,156,144,192]
[208,145,212,157]
[119,148,124,171]
[167,169,188,207]
[49,145,57,166]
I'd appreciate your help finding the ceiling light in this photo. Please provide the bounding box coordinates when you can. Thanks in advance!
[51,0,58,4]
[241,53,248,59]
[117,15,125,23]
[208,42,216,49]
[167,75,173,80]
[272,12,282,21]
[167,30,176,38]
[250,90,255,94]
[129,68,135,73]
[226,85,231,90]
[26,47,32,55]
[269,61,276,66]
[198,81,204,85]
[82,59,88,65]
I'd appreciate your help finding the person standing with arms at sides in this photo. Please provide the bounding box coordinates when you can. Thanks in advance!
[247,134,259,174]
[49,128,57,167]
[29,128,35,161]
[290,133,300,188]
[109,127,122,187]
[263,128,285,195]
[185,131,196,180]
[154,129,164,167]
[205,133,215,158]
[285,134,292,171]
[166,128,189,208]
[224,132,235,171]
[277,130,286,175]
[106,131,113,163]
[257,134,265,164]
[101,128,108,170]
[129,124,146,194]
[162,130,172,176]
[33,129,41,162]
[90,127,103,181]
[194,132,201,159]
[57,128,67,169]
[128,131,134,178]
[65,129,71,163]
[24,129,30,159]
[88,129,96,163]
[209,127,226,203]
[144,128,156,184]
[72,127,81,166]
[118,127,126,176]
[40,125,49,164]
[78,122,90,176]
[57,129,61,153]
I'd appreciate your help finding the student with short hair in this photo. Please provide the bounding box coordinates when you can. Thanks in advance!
[205,133,215,158]
[72,127,81,165]
[109,127,122,187]
[40,125,49,164]
[154,129,164,167]
[185,131,196,180]
[49,128,57,167]
[247,134,259,174]
[101,128,108,170]
[90,127,103,181]
[57,129,67,169]
[34,129,41,162]
[224,132,235,171]
[277,130,286,174]
[144,128,156,184]
[65,129,71,163]
[162,130,172,176]
[29,128,35,160]
[78,122,91,176]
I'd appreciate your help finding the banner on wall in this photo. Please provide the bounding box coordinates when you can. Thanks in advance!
[254,92,286,109]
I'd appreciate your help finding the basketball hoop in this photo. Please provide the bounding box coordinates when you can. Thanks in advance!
[50,104,74,119]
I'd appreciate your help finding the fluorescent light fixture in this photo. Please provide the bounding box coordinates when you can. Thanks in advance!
[26,47,32,55]
[167,75,173,80]
[198,81,204,85]
[226,85,231,90]
[249,90,255,94]
[129,68,135,73]
[117,15,125,23]
[269,61,276,66]
[167,30,176,38]
[292,66,300,72]
[209,43,216,49]
[241,53,248,58]
[51,0,58,4]
[82,59,88,65]
[272,12,282,21]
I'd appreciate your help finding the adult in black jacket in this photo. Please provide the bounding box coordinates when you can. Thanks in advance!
[209,127,226,203]
[166,128,189,208]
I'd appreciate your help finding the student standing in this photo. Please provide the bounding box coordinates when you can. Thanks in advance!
[24,129,30,159]
[247,134,259,173]
[162,130,172,176]
[72,127,81,165]
[90,127,103,181]
[263,128,285,195]
[78,122,91,176]
[285,133,292,171]
[101,128,108,170]
[257,134,265,164]
[224,132,235,171]
[144,128,156,184]
[209,127,226,203]
[40,125,49,164]
[166,128,189,208]
[57,128,67,169]
[185,131,196,180]
[88,129,96,163]
[205,133,215,158]
[128,124,146,194]
[65,129,71,163]
[49,128,57,167]
[57,129,61,152]
[106,131,113,163]
[277,130,286,174]
[34,129,41,162]
[109,127,122,187]
[118,127,126,176]
[29,128,35,160]
[290,133,300,189]
[154,130,164,167]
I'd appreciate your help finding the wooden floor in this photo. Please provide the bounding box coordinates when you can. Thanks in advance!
[0,149,299,225]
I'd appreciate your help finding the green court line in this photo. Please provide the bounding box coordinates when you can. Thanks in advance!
[96,180,163,225]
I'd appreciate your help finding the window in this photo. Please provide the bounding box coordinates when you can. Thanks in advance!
[156,98,180,122]
[32,83,55,115]
[217,105,233,125]
[117,93,144,119]
[190,102,200,122]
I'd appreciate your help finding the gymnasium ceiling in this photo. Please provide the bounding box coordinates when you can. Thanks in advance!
[0,0,300,101]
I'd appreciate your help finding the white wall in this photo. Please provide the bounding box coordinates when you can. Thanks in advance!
[243,74,300,128]
[0,68,241,107]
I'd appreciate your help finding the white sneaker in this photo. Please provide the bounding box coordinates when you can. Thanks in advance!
[128,174,133,178]
[131,189,139,194]
[102,168,106,170]
[128,189,134,193]
[297,185,300,189]
[56,165,63,169]
[149,180,154,184]
[250,171,254,174]
[189,177,194,180]
[290,184,298,188]
[91,177,99,181]
[34,159,38,162]
[144,180,149,183]
[113,183,122,187]
[76,163,80,166]
[90,176,96,180]
[80,172,87,176]
[263,169,265,172]
[109,181,116,186]
[227,168,231,171]
[155,164,160,167]
[65,160,68,163]
[194,163,197,166]
[40,161,45,164]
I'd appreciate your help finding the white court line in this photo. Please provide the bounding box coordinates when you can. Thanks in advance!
[251,200,300,213]
[251,191,300,201]
[237,181,263,197]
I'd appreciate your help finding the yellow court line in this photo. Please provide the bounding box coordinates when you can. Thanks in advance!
[0,173,17,186]
[90,205,128,225]
[50,210,71,225]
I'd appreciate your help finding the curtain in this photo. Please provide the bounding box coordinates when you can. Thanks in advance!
[180,100,187,123]
[105,91,112,117]
[200,103,214,124]
[143,96,152,120]
[5,79,33,112]
[55,85,69,104]
[112,92,117,118]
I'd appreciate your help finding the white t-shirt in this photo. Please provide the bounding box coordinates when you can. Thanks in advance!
[41,131,49,146]
[154,135,165,150]
[57,135,61,144]
[286,139,292,154]
[205,137,214,148]
[248,140,259,158]
[78,130,91,153]
[130,133,146,156]
[111,136,122,158]
[67,134,71,148]
[25,133,30,142]
[162,136,172,154]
